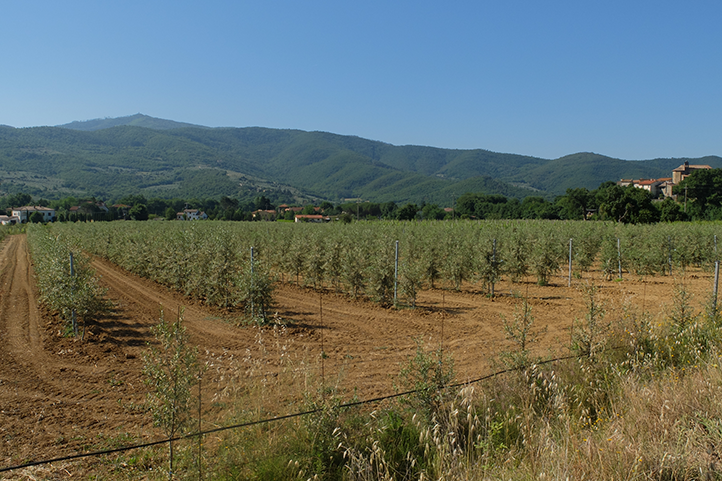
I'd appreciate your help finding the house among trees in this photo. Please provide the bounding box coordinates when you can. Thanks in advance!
[69,201,110,221]
[252,209,277,220]
[672,160,712,184]
[618,161,712,199]
[11,206,56,223]
[618,178,669,197]
[112,203,131,219]
[177,209,208,220]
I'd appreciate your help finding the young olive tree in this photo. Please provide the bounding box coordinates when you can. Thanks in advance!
[500,296,546,369]
[366,237,395,306]
[238,255,276,324]
[571,283,611,361]
[399,238,426,308]
[143,308,201,479]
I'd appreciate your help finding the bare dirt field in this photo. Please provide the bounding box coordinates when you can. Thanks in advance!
[0,233,717,475]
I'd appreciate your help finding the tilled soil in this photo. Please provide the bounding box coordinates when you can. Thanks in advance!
[0,233,715,476]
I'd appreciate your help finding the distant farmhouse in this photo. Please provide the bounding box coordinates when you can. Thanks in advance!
[294,214,329,223]
[177,209,208,220]
[618,161,712,199]
[0,215,18,225]
[9,206,56,223]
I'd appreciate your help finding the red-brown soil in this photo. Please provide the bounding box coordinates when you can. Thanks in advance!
[0,234,716,476]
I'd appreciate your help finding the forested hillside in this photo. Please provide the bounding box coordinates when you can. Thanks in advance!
[0,115,719,203]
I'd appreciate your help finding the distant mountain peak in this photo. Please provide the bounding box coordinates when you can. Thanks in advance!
[57,114,208,131]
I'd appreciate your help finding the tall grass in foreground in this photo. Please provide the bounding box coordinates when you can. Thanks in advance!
[197,282,722,481]
[98,281,722,481]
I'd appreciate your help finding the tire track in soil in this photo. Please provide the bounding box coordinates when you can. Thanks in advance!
[0,235,148,467]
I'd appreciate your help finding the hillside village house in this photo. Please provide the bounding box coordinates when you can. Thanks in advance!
[11,206,56,223]
[618,178,670,197]
[177,209,208,220]
[672,160,712,184]
[619,161,712,200]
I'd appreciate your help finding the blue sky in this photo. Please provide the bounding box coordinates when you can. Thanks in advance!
[2,1,720,160]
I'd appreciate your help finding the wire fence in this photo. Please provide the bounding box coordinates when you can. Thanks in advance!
[0,352,583,473]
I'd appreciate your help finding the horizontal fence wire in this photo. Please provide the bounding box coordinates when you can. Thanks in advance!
[0,351,587,473]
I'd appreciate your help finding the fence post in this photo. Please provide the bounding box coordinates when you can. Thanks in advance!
[568,238,572,287]
[318,292,326,402]
[668,236,673,276]
[491,238,497,298]
[617,238,622,280]
[394,240,399,308]
[714,261,720,317]
[198,371,202,481]
[250,247,254,319]
[70,252,78,337]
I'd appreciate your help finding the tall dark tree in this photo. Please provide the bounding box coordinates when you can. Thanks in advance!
[555,187,593,220]
[129,204,149,221]
[596,183,658,224]
[396,203,419,221]
[677,168,722,218]
[254,195,273,211]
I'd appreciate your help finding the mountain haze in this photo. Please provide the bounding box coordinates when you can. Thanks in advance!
[0,114,719,204]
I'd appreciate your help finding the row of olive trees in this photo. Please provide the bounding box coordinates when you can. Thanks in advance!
[26,225,109,335]
[50,222,275,322]
[49,220,722,313]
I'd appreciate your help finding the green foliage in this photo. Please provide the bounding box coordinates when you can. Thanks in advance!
[571,283,611,360]
[595,183,659,224]
[530,228,563,285]
[679,168,722,216]
[399,237,426,308]
[238,259,276,324]
[397,339,455,420]
[128,203,149,220]
[504,226,531,282]
[396,203,419,221]
[27,225,109,335]
[500,296,546,369]
[6,118,719,206]
[143,308,200,437]
[142,308,201,477]
[366,239,395,306]
[475,237,503,295]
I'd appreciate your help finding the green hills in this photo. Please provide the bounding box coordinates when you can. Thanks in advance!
[0,114,719,204]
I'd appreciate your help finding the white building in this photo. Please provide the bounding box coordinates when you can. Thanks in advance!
[11,206,56,223]
[177,209,208,220]
[0,215,20,225]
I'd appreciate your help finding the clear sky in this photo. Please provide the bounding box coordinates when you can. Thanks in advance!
[2,1,720,160]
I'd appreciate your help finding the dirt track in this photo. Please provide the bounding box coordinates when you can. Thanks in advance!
[0,233,716,472]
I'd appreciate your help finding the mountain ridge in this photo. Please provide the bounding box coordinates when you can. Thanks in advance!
[0,114,717,204]
[58,113,209,131]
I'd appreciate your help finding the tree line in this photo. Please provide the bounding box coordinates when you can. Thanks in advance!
[3,168,722,224]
